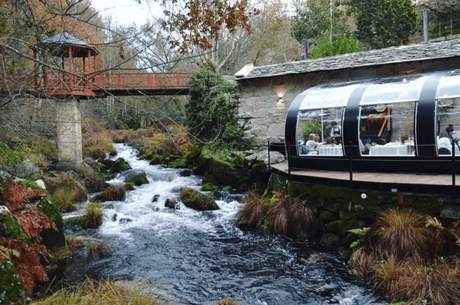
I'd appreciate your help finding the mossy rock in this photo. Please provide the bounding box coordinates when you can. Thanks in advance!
[0,260,24,304]
[0,213,31,243]
[123,169,148,186]
[339,210,357,220]
[180,188,219,211]
[201,182,217,192]
[319,232,341,247]
[101,158,132,176]
[319,210,337,221]
[37,196,62,226]
[37,196,65,250]
[325,220,353,236]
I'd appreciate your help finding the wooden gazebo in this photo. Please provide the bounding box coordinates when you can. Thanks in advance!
[32,32,100,96]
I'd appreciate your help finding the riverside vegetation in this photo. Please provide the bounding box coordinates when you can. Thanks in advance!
[1,69,460,304]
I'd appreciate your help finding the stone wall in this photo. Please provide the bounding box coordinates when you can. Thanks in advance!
[237,56,460,144]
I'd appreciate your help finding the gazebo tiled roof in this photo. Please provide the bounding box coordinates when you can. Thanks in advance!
[235,38,460,80]
[33,32,99,57]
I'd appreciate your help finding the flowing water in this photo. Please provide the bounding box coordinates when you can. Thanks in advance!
[71,144,385,305]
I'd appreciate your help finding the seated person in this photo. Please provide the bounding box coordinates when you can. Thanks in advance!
[438,129,452,153]
[330,121,342,144]
[305,133,322,154]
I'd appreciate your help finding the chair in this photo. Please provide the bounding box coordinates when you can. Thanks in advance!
[438,147,451,155]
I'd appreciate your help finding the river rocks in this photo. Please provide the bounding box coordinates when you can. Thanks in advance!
[101,158,131,176]
[91,183,134,202]
[122,169,148,186]
[180,187,219,211]
[319,232,341,247]
[119,218,132,224]
[152,194,160,202]
[165,198,178,209]
[180,169,193,177]
[245,150,285,165]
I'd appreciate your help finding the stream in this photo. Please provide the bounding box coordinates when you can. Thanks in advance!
[66,143,386,305]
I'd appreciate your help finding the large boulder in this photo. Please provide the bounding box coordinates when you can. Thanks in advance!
[122,169,148,186]
[180,187,219,211]
[11,159,41,180]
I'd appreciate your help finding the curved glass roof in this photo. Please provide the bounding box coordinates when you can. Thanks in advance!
[299,84,359,110]
[436,70,460,99]
[360,75,428,105]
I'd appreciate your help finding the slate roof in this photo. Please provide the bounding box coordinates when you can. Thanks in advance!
[235,38,460,80]
[33,32,99,57]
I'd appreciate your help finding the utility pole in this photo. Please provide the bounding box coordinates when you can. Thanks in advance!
[330,0,333,41]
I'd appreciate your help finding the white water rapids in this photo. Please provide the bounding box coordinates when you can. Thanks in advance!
[72,143,386,305]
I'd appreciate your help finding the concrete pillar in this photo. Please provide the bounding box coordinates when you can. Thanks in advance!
[56,100,83,171]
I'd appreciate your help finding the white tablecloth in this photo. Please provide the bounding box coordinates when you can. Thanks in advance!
[369,143,410,155]
[318,146,343,155]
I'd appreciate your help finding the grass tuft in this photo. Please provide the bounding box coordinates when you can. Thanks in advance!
[34,277,171,304]
[80,203,103,229]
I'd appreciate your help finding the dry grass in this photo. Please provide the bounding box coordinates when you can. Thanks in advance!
[349,246,376,279]
[351,208,460,304]
[52,189,76,213]
[365,208,434,261]
[80,203,103,229]
[215,300,243,305]
[237,190,267,228]
[237,189,314,236]
[390,258,460,305]
[92,183,134,202]
[33,277,171,305]
[44,172,87,206]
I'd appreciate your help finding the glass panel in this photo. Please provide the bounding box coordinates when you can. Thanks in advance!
[297,107,344,156]
[436,71,460,99]
[299,84,358,110]
[359,101,416,156]
[360,76,427,106]
[436,97,460,156]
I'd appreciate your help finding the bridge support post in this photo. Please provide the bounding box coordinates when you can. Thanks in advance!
[56,99,83,171]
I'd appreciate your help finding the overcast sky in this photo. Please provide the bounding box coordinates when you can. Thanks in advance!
[90,0,161,26]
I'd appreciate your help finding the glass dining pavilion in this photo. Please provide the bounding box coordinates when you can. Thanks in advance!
[285,69,460,174]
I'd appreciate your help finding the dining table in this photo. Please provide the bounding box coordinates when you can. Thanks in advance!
[369,142,413,156]
[318,145,343,155]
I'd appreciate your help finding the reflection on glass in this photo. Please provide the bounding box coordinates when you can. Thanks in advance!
[359,101,416,156]
[296,107,344,156]
[436,97,460,156]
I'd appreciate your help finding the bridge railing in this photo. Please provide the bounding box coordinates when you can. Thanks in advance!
[0,71,192,96]
[92,72,191,91]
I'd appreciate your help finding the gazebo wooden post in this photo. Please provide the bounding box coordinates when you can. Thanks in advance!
[68,47,73,89]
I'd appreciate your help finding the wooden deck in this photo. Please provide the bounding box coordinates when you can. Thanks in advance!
[270,161,460,195]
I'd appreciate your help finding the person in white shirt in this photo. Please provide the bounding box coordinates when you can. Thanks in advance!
[306,133,322,154]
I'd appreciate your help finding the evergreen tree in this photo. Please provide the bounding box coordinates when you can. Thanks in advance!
[185,69,246,148]
[346,0,417,49]
[309,30,362,58]
[291,0,349,44]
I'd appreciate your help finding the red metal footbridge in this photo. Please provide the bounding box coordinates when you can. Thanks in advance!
[0,32,192,98]
[0,71,192,98]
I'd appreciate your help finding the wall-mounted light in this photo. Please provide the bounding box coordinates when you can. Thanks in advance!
[274,86,287,109]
